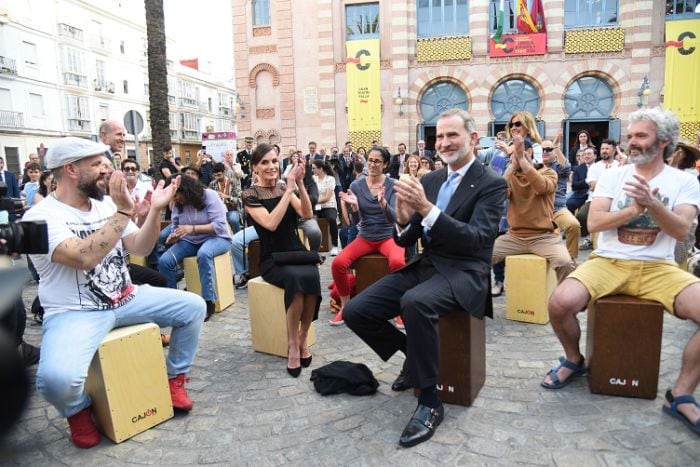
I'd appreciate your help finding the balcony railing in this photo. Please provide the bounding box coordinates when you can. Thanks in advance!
[58,23,84,41]
[179,97,198,108]
[181,129,199,140]
[0,56,17,75]
[218,106,232,116]
[67,118,91,131]
[64,72,88,88]
[0,110,24,128]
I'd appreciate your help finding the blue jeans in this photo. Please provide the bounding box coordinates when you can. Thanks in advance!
[36,285,205,417]
[231,226,259,275]
[148,224,173,268]
[159,236,232,301]
[226,210,241,234]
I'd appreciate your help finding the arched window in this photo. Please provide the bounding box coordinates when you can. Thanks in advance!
[490,78,541,123]
[255,71,274,108]
[419,81,468,124]
[564,76,614,119]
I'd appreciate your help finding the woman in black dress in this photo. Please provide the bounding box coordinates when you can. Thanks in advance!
[243,144,321,377]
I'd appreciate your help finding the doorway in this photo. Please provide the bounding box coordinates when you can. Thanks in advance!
[564,118,621,161]
[419,125,436,154]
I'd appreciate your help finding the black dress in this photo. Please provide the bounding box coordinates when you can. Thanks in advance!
[243,183,321,319]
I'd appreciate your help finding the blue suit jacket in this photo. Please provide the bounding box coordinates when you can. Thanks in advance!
[1,169,20,198]
[394,160,507,318]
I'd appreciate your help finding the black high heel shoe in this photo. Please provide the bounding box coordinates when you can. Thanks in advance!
[287,366,301,377]
[300,355,312,368]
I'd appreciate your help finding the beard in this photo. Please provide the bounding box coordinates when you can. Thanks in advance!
[628,140,660,166]
[78,177,106,201]
[439,147,468,165]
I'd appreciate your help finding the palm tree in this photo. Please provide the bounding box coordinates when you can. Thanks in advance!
[144,0,171,178]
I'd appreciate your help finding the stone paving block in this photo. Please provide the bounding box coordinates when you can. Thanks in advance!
[600,452,655,467]
[467,436,508,458]
[551,450,604,467]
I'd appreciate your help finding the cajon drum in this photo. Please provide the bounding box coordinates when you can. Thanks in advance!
[184,251,235,312]
[586,295,664,399]
[318,217,330,252]
[414,311,486,406]
[297,229,310,250]
[354,254,391,294]
[85,323,173,443]
[248,277,316,357]
[247,240,261,279]
[129,254,148,266]
[505,254,557,324]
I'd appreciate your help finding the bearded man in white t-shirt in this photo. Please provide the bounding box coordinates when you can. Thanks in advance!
[540,108,700,436]
[24,137,206,449]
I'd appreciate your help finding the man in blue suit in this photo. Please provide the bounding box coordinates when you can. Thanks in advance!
[0,156,20,197]
[344,109,507,448]
[0,156,21,220]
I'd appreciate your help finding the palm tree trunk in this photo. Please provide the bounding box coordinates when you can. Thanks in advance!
[145,0,171,179]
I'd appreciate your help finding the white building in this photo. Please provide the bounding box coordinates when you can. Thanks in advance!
[0,0,237,174]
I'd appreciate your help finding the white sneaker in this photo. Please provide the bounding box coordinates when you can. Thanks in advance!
[330,247,339,256]
[491,281,504,296]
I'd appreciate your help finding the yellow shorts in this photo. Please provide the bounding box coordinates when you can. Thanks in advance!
[570,254,699,314]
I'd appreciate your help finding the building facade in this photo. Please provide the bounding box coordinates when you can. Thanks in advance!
[0,0,237,174]
[233,0,699,154]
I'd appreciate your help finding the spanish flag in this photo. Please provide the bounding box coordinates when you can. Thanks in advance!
[517,0,538,34]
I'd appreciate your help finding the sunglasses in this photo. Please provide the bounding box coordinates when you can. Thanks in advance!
[542,147,555,153]
[508,121,523,129]
[122,167,139,173]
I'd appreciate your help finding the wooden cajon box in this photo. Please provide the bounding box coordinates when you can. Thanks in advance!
[247,240,261,279]
[248,277,316,357]
[184,251,235,312]
[129,254,147,267]
[414,311,486,407]
[296,229,310,250]
[586,295,664,399]
[85,323,173,443]
[505,254,557,324]
[354,254,391,294]
[317,217,330,252]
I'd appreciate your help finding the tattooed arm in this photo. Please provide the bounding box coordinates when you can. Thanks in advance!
[52,212,131,270]
[52,171,135,270]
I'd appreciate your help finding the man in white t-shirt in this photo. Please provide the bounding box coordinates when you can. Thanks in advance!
[24,137,206,449]
[586,139,620,194]
[541,108,700,436]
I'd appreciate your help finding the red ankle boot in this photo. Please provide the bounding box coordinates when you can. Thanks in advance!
[66,406,101,448]
[169,373,193,411]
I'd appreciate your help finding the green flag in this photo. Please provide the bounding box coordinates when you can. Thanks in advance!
[491,0,505,45]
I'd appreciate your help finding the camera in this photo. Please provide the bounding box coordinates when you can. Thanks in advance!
[0,182,44,256]
[0,182,23,213]
[0,220,48,256]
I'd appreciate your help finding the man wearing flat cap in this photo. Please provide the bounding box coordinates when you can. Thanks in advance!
[23,137,206,449]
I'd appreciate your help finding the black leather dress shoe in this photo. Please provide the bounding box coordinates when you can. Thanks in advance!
[391,360,410,392]
[399,403,444,448]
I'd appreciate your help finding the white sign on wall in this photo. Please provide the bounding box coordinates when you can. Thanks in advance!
[202,132,237,162]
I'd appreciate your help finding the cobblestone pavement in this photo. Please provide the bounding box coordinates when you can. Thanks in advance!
[2,252,699,466]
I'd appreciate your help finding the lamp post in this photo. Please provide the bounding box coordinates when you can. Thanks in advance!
[637,76,650,108]
[234,93,245,119]
[394,87,404,117]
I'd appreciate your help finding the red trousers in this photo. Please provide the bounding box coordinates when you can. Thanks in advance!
[331,236,405,297]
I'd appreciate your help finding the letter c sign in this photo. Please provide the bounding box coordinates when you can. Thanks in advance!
[355,49,371,70]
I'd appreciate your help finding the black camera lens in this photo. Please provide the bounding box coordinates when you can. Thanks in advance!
[0,221,49,256]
